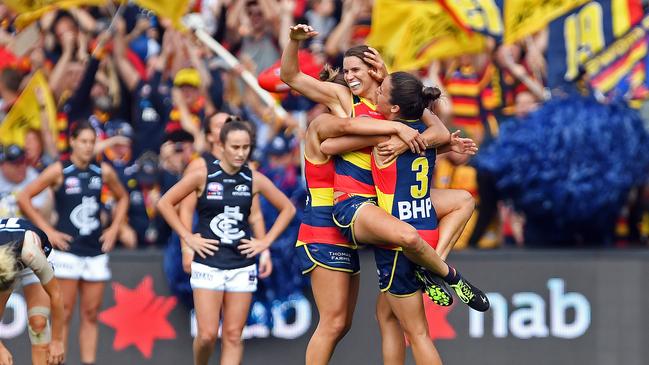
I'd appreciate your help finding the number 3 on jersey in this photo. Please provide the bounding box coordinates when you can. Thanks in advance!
[410,157,429,199]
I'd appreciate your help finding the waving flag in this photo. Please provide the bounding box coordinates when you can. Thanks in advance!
[4,0,107,29]
[367,0,486,71]
[0,70,58,147]
[440,0,504,40]
[546,0,643,88]
[584,15,649,98]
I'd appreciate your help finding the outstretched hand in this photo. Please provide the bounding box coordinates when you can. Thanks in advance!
[449,130,478,155]
[289,24,319,41]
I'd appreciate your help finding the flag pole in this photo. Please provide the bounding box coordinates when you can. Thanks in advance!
[193,28,288,119]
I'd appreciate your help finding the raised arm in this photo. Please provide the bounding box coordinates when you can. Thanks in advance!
[280,24,348,108]
[112,16,141,92]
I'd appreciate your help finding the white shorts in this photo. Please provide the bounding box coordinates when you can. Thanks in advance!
[13,268,40,288]
[49,250,111,282]
[190,262,257,292]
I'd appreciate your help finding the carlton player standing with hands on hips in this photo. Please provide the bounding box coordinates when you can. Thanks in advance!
[157,120,295,365]
[18,121,129,365]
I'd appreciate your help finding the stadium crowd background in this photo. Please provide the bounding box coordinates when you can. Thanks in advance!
[0,0,649,316]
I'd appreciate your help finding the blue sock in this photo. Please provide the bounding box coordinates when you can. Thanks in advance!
[443,265,460,284]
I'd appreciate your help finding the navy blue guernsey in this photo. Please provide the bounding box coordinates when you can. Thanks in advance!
[54,160,103,257]
[0,218,52,259]
[201,151,217,166]
[194,159,254,270]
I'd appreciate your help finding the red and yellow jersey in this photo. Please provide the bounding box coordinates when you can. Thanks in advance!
[371,119,439,251]
[333,95,384,197]
[296,156,351,247]
[445,65,483,127]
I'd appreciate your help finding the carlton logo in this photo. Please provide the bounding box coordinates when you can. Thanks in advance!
[98,276,177,358]
[425,278,591,340]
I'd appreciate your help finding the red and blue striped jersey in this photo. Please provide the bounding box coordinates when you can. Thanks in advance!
[333,95,384,197]
[371,119,439,250]
[296,156,352,247]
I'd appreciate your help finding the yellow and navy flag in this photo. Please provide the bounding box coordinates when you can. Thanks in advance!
[0,70,58,147]
[441,0,592,44]
[132,0,190,29]
[440,0,504,40]
[367,0,486,71]
[4,0,107,29]
[546,0,644,88]
[502,0,590,44]
[582,15,649,104]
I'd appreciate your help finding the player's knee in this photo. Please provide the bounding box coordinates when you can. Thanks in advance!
[63,305,74,322]
[221,327,242,346]
[403,324,429,343]
[399,227,421,251]
[80,306,99,323]
[459,191,475,211]
[28,307,51,345]
[321,313,348,338]
[196,329,218,347]
[28,315,48,333]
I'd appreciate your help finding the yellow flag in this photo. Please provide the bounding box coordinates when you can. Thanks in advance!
[0,71,58,148]
[503,0,590,44]
[367,0,486,71]
[133,0,190,28]
[5,0,108,29]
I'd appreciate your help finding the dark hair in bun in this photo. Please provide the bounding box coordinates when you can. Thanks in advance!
[421,86,442,106]
[388,71,442,119]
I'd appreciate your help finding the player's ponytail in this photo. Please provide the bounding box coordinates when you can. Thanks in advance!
[389,71,443,119]
[319,64,346,87]
[421,86,442,107]
[0,245,18,291]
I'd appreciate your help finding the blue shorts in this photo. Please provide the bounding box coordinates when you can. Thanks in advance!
[332,195,377,245]
[374,248,421,297]
[296,244,360,275]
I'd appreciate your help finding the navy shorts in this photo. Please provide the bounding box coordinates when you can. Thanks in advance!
[296,243,360,275]
[374,247,421,296]
[332,195,377,245]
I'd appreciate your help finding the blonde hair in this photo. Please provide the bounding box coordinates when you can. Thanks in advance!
[0,245,18,290]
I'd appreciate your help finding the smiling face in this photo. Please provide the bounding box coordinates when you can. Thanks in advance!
[342,56,375,97]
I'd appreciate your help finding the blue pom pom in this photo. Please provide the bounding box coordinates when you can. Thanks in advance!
[474,94,649,229]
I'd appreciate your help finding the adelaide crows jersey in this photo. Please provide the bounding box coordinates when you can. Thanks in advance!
[333,95,384,197]
[297,156,351,247]
[371,119,439,250]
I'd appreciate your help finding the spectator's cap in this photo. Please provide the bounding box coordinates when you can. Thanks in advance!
[174,68,201,88]
[164,129,195,144]
[265,134,292,156]
[104,120,134,140]
[136,152,159,186]
[0,144,25,163]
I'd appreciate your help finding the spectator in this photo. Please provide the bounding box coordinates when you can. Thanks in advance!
[0,67,21,119]
[0,144,52,220]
